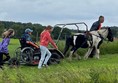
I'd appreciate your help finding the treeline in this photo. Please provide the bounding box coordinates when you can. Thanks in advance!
[0,21,71,41]
[0,21,118,41]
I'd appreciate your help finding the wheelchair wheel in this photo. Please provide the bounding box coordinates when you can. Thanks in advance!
[8,47,21,67]
[15,47,21,61]
[21,47,34,64]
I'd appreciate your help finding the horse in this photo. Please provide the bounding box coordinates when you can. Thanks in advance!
[63,28,114,60]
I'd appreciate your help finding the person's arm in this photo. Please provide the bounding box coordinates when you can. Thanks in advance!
[25,34,39,48]
[47,33,58,49]
[26,41,39,48]
[1,38,10,48]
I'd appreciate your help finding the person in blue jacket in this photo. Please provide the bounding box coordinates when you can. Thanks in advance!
[0,29,15,69]
[21,28,39,48]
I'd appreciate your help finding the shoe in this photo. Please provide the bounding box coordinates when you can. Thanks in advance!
[38,66,42,69]
[42,64,48,68]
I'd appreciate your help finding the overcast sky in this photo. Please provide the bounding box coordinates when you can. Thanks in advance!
[0,0,117,29]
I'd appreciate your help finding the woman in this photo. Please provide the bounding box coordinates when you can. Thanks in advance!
[38,25,58,69]
[0,29,15,69]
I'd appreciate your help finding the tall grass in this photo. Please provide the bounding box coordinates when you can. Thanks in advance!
[0,54,118,83]
[0,38,118,83]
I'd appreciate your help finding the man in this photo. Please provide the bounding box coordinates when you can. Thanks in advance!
[90,16,104,31]
[21,28,39,48]
[38,25,58,69]
[89,16,104,58]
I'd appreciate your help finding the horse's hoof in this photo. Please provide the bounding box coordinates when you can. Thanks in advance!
[67,57,72,61]
[83,57,88,60]
[78,56,81,60]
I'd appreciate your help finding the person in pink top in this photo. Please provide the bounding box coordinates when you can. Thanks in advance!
[38,25,58,69]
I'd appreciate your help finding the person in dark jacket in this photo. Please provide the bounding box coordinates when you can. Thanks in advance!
[89,16,104,58]
[21,28,39,48]
[0,29,15,69]
[90,16,104,31]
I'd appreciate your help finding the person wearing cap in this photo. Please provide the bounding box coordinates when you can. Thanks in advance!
[38,25,58,69]
[0,29,15,69]
[21,28,39,48]
[89,16,104,58]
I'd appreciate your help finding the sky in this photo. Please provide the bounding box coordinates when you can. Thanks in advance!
[0,0,117,30]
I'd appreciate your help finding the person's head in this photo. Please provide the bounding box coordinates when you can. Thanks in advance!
[45,25,53,32]
[2,29,15,38]
[99,16,104,23]
[25,28,33,35]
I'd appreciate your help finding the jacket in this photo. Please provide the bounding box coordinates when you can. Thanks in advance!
[0,38,10,53]
[40,30,57,48]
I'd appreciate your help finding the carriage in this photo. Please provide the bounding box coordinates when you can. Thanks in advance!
[53,22,113,60]
[53,22,88,45]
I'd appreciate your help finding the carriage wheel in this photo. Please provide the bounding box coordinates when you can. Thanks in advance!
[21,47,34,64]
[48,52,61,65]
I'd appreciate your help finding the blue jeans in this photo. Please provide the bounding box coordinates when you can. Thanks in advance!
[38,46,51,69]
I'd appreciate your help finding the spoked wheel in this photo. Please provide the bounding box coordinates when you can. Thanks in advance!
[8,47,21,67]
[48,52,61,65]
[21,47,34,64]
[15,47,21,61]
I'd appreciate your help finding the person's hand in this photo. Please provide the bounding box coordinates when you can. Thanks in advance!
[55,46,58,50]
[34,42,37,45]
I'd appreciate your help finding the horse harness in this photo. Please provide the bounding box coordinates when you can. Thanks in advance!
[84,31,105,48]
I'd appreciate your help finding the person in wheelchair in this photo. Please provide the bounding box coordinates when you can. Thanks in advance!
[20,28,39,49]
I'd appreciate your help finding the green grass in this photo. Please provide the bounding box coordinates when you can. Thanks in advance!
[0,38,118,83]
[0,54,118,83]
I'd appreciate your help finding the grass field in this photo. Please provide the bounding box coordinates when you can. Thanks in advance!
[0,38,118,83]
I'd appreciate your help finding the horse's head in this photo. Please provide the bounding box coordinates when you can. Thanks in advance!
[107,28,114,42]
[98,28,113,42]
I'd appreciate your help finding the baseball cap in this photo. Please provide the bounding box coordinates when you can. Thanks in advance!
[25,28,33,33]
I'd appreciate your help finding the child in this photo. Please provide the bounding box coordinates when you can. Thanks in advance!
[38,25,58,69]
[0,29,15,69]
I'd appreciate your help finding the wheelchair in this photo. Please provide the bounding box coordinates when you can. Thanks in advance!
[9,38,64,66]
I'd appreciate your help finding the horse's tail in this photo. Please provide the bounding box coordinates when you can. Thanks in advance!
[63,35,72,56]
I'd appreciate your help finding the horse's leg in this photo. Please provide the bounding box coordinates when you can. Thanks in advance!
[95,49,100,59]
[63,37,71,57]
[89,46,96,58]
[63,43,70,57]
[95,40,103,59]
[68,50,74,61]
[84,48,93,59]
[73,47,81,60]
[68,47,77,61]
